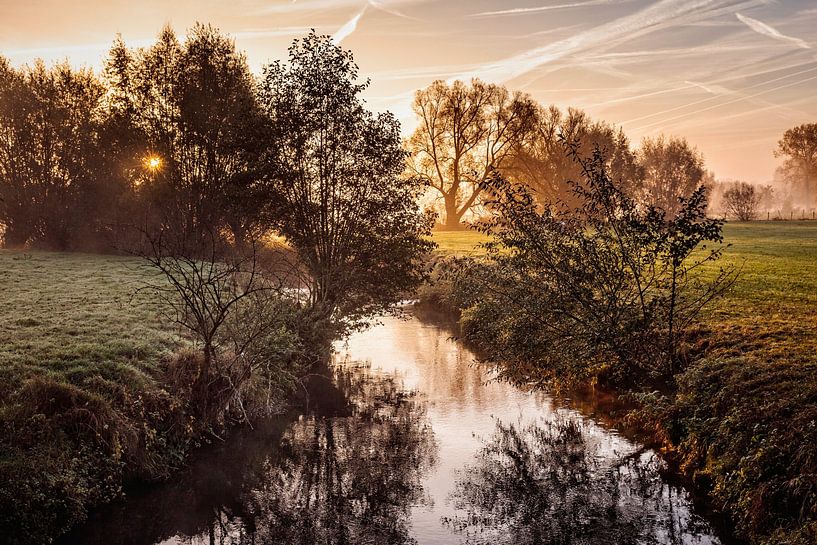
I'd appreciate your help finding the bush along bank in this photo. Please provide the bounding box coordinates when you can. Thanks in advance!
[417,159,816,544]
[0,293,315,545]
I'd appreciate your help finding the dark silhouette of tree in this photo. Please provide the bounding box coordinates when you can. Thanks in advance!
[775,123,817,205]
[258,32,435,332]
[0,59,117,249]
[104,24,266,249]
[508,106,642,207]
[723,182,759,221]
[638,135,706,218]
[407,79,538,229]
[462,143,733,387]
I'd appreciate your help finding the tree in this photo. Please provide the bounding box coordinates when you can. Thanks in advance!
[258,32,434,332]
[638,135,706,218]
[723,182,759,221]
[508,105,641,206]
[407,79,537,229]
[775,123,817,205]
[0,59,109,249]
[139,228,299,422]
[460,142,733,387]
[105,24,266,249]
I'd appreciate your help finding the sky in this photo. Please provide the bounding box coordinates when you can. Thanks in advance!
[1,0,815,182]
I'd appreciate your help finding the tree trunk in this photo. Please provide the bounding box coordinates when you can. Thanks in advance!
[442,196,465,230]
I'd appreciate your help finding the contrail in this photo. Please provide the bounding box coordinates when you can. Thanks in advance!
[630,73,817,132]
[450,0,767,83]
[332,4,368,44]
[736,13,811,49]
[622,63,817,125]
[470,0,620,18]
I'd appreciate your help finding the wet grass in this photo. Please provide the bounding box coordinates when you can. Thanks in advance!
[0,251,184,397]
[0,250,191,544]
[433,221,817,352]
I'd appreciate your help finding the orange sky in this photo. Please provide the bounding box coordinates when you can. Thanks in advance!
[2,0,815,182]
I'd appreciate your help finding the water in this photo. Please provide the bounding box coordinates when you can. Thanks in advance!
[59,311,727,545]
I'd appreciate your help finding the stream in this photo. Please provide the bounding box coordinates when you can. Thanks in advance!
[59,310,729,545]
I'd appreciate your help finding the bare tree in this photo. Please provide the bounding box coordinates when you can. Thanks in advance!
[407,79,537,229]
[723,182,759,221]
[138,228,298,422]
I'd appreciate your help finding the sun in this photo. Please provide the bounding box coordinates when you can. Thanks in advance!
[145,156,162,170]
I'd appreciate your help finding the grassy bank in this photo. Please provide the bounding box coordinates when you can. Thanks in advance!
[0,251,297,544]
[429,221,817,544]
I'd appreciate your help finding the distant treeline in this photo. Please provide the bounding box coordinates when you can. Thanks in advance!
[1,24,815,250]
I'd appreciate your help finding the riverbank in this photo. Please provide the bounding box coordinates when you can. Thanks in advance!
[55,311,729,545]
[0,250,304,544]
[424,221,817,545]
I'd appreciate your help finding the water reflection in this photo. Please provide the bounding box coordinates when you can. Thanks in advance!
[447,418,716,545]
[59,313,727,545]
[237,365,437,545]
[58,365,436,545]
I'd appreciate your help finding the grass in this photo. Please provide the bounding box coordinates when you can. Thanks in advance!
[0,251,184,399]
[0,250,194,544]
[433,221,817,350]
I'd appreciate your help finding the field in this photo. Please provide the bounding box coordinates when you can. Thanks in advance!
[0,251,192,543]
[0,251,183,400]
[1,222,815,543]
[433,222,817,355]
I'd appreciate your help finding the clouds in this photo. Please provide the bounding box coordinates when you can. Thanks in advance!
[1,0,815,182]
[736,13,811,49]
[332,5,368,44]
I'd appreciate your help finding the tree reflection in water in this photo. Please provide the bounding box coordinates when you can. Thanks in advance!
[236,364,437,545]
[58,364,436,545]
[447,418,717,545]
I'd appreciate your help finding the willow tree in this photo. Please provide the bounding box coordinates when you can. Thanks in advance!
[407,79,537,229]
[258,33,434,331]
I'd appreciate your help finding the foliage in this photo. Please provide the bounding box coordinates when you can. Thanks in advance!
[509,105,641,206]
[258,32,435,331]
[137,229,301,423]
[638,134,707,218]
[428,222,817,544]
[0,250,302,544]
[0,59,127,250]
[672,357,817,543]
[457,143,732,387]
[407,79,538,229]
[775,123,817,205]
[723,181,760,221]
[105,24,266,248]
